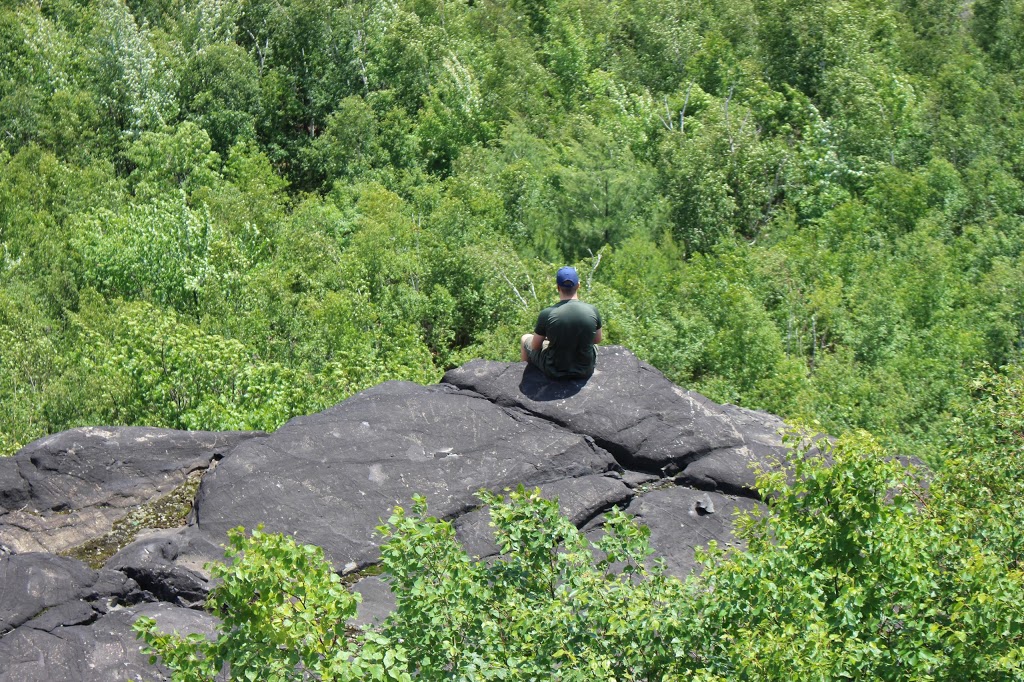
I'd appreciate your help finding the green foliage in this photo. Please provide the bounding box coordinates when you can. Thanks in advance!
[138,488,684,681]
[300,95,381,185]
[53,298,315,431]
[668,426,1024,680]
[377,487,681,680]
[134,525,412,682]
[126,121,222,202]
[686,370,1024,680]
[683,436,936,678]
[177,42,260,154]
[972,0,1024,67]
[91,0,177,135]
[0,287,59,454]
[76,196,217,318]
[934,364,1024,567]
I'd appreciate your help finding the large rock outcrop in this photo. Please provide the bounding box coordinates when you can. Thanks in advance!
[0,427,264,555]
[0,348,793,681]
[191,380,619,572]
[443,348,789,489]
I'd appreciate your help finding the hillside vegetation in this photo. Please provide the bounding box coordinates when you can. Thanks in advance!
[4,0,1023,678]
[0,0,1022,459]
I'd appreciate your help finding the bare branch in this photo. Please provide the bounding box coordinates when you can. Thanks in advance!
[499,270,529,309]
[586,251,603,291]
[680,83,692,136]
[659,96,674,131]
[739,110,751,139]
[245,28,268,74]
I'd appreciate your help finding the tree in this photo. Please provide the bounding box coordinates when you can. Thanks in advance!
[675,412,1024,680]
[178,42,261,154]
[90,0,176,136]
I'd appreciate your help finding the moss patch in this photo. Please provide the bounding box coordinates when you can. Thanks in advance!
[634,477,679,495]
[340,561,384,586]
[60,469,204,569]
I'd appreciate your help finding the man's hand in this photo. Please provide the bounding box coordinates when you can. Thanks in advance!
[521,333,545,362]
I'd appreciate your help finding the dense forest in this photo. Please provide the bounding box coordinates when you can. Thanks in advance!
[4,0,1024,678]
[1,0,1022,460]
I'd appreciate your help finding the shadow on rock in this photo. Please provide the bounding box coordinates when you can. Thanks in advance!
[517,364,589,401]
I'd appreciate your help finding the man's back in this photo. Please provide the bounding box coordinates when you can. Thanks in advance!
[534,299,601,379]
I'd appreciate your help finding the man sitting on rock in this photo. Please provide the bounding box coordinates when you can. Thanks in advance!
[520,266,603,380]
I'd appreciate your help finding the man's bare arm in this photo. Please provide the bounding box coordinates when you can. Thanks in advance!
[594,328,603,344]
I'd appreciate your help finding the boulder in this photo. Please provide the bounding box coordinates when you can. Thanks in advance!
[0,553,139,636]
[675,405,785,488]
[0,601,221,682]
[0,552,219,682]
[588,486,764,577]
[454,473,633,560]
[104,527,222,607]
[0,427,265,554]
[353,473,635,626]
[443,347,783,492]
[191,381,620,572]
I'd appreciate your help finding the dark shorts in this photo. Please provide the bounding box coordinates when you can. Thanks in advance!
[521,333,549,369]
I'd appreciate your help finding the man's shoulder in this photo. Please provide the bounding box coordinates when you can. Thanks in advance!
[536,304,557,321]
[568,300,600,317]
[540,300,600,325]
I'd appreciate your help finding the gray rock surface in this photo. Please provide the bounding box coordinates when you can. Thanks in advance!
[454,473,633,560]
[0,427,265,554]
[0,553,139,636]
[105,526,224,578]
[104,528,217,607]
[192,381,620,572]
[0,348,799,681]
[443,347,784,492]
[351,575,395,627]
[444,349,746,476]
[0,600,221,682]
[619,486,764,576]
[674,403,793,494]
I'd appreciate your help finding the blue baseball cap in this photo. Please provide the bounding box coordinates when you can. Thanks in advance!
[556,266,579,288]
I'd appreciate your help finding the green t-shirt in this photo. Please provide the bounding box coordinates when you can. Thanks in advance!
[533,299,602,379]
